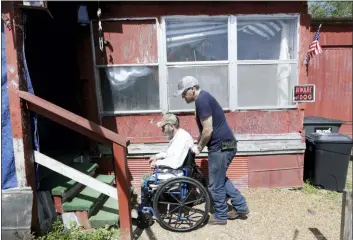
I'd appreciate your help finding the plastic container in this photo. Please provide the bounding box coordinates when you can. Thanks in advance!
[304,133,353,192]
[303,116,343,137]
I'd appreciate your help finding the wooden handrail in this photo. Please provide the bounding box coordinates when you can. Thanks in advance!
[18,91,130,147]
[18,90,133,239]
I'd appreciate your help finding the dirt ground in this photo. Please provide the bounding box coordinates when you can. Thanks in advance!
[132,161,352,240]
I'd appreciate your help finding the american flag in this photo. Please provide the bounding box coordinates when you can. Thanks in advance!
[304,24,322,65]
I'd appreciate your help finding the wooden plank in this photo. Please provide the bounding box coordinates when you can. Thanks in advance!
[122,140,306,156]
[2,1,40,234]
[340,190,352,240]
[34,151,118,200]
[103,143,306,157]
[18,91,130,147]
[113,143,133,240]
[99,133,306,156]
[235,133,302,141]
[125,142,306,155]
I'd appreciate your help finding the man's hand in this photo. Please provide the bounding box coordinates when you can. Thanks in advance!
[150,159,157,168]
[198,116,213,152]
[148,156,157,164]
[191,145,200,155]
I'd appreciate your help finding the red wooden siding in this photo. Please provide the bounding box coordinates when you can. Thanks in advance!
[100,2,308,18]
[92,20,158,65]
[103,110,305,143]
[91,1,310,141]
[125,156,249,189]
[248,154,304,188]
[307,23,352,137]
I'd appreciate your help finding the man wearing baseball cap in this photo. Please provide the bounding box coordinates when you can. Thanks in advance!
[148,113,194,180]
[174,76,249,225]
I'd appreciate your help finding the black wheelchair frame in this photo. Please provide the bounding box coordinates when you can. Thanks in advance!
[137,150,211,232]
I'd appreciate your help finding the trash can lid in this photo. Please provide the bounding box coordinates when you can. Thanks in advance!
[308,132,353,143]
[304,116,344,125]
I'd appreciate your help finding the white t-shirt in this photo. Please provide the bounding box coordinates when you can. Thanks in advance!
[154,128,194,179]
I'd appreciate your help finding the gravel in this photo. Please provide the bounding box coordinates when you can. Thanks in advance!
[132,162,352,240]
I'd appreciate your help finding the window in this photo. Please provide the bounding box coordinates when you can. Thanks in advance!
[165,17,229,111]
[92,20,160,114]
[236,17,298,107]
[92,15,299,115]
[98,66,159,112]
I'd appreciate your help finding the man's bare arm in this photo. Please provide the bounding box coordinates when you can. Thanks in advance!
[197,116,213,152]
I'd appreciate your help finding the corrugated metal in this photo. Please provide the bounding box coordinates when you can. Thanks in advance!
[307,24,352,138]
[310,25,352,46]
[307,47,352,122]
[127,156,249,189]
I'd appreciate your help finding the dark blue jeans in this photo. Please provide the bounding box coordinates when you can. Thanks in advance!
[208,150,249,220]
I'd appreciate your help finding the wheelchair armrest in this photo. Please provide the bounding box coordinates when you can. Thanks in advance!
[157,165,174,170]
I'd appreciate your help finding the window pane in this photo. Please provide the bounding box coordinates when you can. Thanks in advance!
[98,66,159,112]
[237,64,297,107]
[168,65,228,110]
[237,18,297,60]
[166,18,228,62]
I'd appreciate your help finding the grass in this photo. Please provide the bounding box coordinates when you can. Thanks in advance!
[302,161,352,203]
[31,219,120,240]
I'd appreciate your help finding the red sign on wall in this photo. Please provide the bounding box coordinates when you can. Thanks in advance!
[293,84,315,103]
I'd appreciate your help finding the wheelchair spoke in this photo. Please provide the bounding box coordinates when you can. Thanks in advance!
[158,204,181,218]
[184,205,206,215]
[166,191,182,204]
[153,177,211,232]
[182,188,195,203]
[183,196,205,206]
[159,201,180,205]
[168,205,181,215]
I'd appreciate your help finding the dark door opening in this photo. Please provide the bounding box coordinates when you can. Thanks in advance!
[24,2,89,162]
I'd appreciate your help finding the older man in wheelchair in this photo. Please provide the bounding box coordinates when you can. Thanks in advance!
[137,114,211,232]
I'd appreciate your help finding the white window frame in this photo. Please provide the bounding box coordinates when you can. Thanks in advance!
[91,14,300,116]
[162,15,230,113]
[234,14,300,110]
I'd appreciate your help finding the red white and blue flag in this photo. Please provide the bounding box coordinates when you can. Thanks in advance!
[304,24,322,65]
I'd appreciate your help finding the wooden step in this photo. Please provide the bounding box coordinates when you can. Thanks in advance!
[62,175,115,212]
[62,174,115,229]
[89,197,120,228]
[40,162,99,213]
[51,162,99,197]
[88,186,136,228]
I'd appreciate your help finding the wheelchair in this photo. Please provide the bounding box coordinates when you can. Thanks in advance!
[137,150,211,232]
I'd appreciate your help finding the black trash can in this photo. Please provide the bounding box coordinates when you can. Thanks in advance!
[304,116,343,137]
[304,133,353,192]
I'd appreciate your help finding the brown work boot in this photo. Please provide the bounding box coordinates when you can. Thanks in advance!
[208,215,227,225]
[227,209,249,220]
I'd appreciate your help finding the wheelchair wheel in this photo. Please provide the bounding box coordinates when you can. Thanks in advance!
[153,176,210,232]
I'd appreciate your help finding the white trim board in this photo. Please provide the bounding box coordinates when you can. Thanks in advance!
[98,133,306,157]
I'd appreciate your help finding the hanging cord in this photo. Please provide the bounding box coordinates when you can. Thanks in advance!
[97,3,105,63]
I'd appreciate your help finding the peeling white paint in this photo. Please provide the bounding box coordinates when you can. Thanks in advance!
[8,65,15,73]
[11,80,19,89]
[13,138,27,187]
